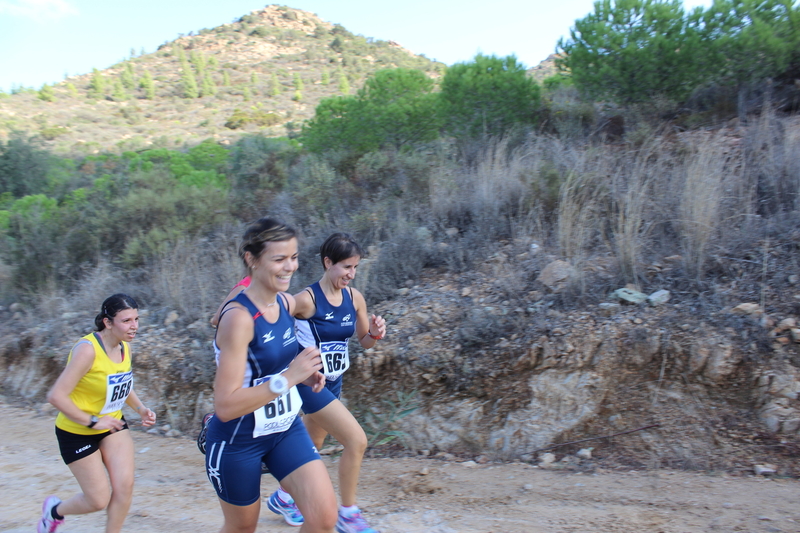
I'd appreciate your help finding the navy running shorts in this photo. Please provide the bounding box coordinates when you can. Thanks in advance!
[55,420,130,465]
[204,416,320,506]
[297,376,341,414]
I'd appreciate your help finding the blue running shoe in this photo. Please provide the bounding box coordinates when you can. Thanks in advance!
[336,509,378,533]
[267,490,304,527]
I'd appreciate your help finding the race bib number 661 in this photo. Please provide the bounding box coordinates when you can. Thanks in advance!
[252,375,302,438]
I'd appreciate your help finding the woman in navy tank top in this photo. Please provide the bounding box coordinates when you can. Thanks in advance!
[206,218,337,533]
[272,233,386,533]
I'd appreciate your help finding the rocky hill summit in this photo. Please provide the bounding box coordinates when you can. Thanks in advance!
[0,5,440,153]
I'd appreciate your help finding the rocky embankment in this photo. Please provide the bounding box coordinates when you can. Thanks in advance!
[2,250,799,475]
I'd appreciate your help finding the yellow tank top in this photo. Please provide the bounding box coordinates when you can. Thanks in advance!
[55,333,133,435]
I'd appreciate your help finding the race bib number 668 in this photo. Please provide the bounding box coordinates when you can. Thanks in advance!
[100,371,133,414]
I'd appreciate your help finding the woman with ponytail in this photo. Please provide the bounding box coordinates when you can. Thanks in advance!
[38,294,156,533]
[204,217,338,533]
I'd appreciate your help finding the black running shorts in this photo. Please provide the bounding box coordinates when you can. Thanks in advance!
[55,419,130,464]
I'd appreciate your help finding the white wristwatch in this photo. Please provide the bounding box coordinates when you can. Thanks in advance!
[269,374,289,395]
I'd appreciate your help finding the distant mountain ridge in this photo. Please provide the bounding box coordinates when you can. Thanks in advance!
[0,5,441,153]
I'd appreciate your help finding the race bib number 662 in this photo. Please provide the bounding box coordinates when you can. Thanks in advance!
[320,341,349,380]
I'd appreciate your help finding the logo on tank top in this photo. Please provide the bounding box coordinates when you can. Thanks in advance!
[341,313,354,327]
[282,327,296,347]
[263,331,275,343]
[324,312,334,320]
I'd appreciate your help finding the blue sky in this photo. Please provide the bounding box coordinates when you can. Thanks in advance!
[0,0,712,93]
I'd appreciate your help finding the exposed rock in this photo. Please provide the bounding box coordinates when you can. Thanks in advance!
[613,288,648,305]
[689,336,741,382]
[537,260,576,292]
[754,464,777,476]
[164,311,179,326]
[538,453,556,466]
[731,303,761,315]
[647,289,671,306]
[576,448,593,460]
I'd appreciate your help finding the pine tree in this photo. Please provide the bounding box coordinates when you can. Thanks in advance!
[130,47,136,58]
[271,73,281,96]
[88,68,106,99]
[139,70,155,99]
[66,83,78,98]
[222,70,231,86]
[293,73,304,91]
[293,89,302,102]
[181,62,199,98]
[191,51,207,75]
[201,72,217,97]
[251,72,259,85]
[37,83,56,102]
[208,56,219,68]
[111,79,128,101]
[173,43,186,63]
[321,69,330,85]
[121,62,136,89]
[338,69,350,95]
[243,87,252,101]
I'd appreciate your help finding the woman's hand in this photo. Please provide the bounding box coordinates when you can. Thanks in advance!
[301,371,327,393]
[139,407,156,427]
[285,345,322,386]
[94,415,126,432]
[368,314,386,340]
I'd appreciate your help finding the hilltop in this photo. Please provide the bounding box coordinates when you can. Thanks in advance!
[0,5,442,153]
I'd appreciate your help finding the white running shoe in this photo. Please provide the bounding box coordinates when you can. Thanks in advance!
[37,496,64,533]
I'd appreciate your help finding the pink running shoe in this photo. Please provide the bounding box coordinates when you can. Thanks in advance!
[38,496,64,533]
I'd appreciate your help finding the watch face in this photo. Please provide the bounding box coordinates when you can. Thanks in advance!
[270,376,288,394]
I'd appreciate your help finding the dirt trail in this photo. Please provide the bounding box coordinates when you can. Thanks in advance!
[2,399,799,533]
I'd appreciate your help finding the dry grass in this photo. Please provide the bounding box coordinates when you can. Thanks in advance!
[678,134,733,279]
[4,111,799,313]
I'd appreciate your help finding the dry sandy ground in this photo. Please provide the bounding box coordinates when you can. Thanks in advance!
[2,399,800,533]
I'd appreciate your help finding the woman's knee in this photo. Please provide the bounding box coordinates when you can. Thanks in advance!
[343,425,367,454]
[111,476,134,500]
[84,489,111,512]
[303,501,338,531]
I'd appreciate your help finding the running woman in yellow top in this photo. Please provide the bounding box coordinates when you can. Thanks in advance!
[39,294,156,533]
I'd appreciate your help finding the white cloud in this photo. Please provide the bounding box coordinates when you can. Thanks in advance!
[0,0,78,20]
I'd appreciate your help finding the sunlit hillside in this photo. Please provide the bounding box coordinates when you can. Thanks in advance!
[0,4,443,153]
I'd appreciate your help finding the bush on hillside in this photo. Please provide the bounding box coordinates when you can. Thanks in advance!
[224,108,282,129]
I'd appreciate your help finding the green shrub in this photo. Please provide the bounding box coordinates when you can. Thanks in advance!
[38,84,56,102]
[224,108,282,129]
[40,126,69,140]
[250,26,270,38]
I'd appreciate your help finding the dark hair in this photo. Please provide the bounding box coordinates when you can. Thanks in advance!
[94,293,138,331]
[319,233,364,269]
[239,217,297,271]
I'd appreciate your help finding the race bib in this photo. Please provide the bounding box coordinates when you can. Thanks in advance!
[100,371,133,414]
[252,375,302,438]
[320,341,349,380]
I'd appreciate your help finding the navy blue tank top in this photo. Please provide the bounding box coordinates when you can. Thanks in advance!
[295,282,356,380]
[211,291,301,441]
